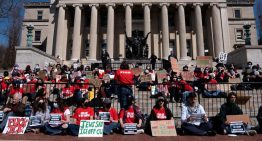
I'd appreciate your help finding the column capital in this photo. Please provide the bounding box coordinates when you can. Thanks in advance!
[106,3,116,8]
[56,3,66,8]
[210,3,219,7]
[123,3,133,7]
[218,3,227,8]
[89,3,99,8]
[159,3,170,7]
[142,3,152,7]
[193,3,203,7]
[72,4,83,8]
[176,3,186,7]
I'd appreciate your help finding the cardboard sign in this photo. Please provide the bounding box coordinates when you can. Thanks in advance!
[98,112,110,122]
[180,71,194,81]
[23,84,34,94]
[229,78,242,83]
[85,71,94,79]
[124,123,137,135]
[189,114,204,126]
[38,70,46,80]
[29,116,42,127]
[196,56,213,68]
[229,121,246,134]
[0,111,4,121]
[131,68,142,76]
[157,70,167,83]
[49,114,62,125]
[235,95,251,105]
[78,120,104,137]
[171,57,180,72]
[89,78,102,88]
[205,83,219,91]
[2,117,29,134]
[140,75,152,82]
[102,74,110,81]
[56,75,62,82]
[226,114,250,124]
[150,120,177,136]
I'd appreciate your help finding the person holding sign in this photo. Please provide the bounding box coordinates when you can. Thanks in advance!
[114,61,134,109]
[67,98,94,136]
[97,98,119,135]
[119,96,144,134]
[181,92,216,136]
[43,98,70,135]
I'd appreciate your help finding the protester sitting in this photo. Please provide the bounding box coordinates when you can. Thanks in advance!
[215,92,256,135]
[67,98,94,136]
[43,98,70,135]
[202,73,226,98]
[181,92,215,136]
[119,96,144,134]
[97,98,119,135]
[0,93,25,131]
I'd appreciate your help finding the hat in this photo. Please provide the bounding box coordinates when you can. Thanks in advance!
[103,98,111,104]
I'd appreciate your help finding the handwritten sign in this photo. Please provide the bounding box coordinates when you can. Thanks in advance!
[98,112,110,122]
[0,111,4,121]
[103,74,110,81]
[89,78,102,88]
[180,71,194,81]
[140,75,152,82]
[157,70,167,83]
[2,117,29,134]
[131,68,142,76]
[196,56,213,68]
[150,120,177,136]
[124,123,137,135]
[38,70,46,80]
[226,114,250,124]
[49,114,62,125]
[78,120,104,137]
[171,57,180,72]
[85,71,94,79]
[29,116,42,127]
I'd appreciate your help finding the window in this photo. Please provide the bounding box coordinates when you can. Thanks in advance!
[234,9,241,18]
[236,29,243,41]
[37,10,43,20]
[34,31,41,41]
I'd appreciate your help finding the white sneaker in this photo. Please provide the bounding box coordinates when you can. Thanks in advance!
[137,129,144,134]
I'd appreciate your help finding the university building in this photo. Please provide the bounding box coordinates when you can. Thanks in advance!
[20,0,257,64]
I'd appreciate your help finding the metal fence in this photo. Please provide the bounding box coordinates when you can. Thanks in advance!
[91,62,163,70]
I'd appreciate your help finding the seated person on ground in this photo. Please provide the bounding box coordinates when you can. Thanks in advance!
[181,92,215,136]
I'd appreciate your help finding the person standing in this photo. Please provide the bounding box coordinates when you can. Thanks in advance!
[101,49,110,71]
[150,53,157,70]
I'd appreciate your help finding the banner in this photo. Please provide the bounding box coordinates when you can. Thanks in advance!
[180,71,194,81]
[150,120,177,136]
[196,56,213,68]
[2,117,29,134]
[78,120,104,137]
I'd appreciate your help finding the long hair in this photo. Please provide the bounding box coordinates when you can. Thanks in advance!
[33,98,47,115]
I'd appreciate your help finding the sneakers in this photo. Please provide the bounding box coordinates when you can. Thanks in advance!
[246,130,257,136]
[137,129,144,134]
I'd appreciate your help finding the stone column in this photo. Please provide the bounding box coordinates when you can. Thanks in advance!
[71,4,83,61]
[211,3,224,57]
[193,3,205,56]
[160,3,170,60]
[89,4,99,61]
[177,3,188,60]
[106,3,115,59]
[142,3,152,56]
[220,3,231,53]
[55,4,66,59]
[124,3,133,37]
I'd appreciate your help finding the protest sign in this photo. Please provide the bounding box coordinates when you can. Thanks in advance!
[98,112,110,122]
[226,114,250,124]
[180,71,194,81]
[29,116,42,127]
[23,84,34,94]
[150,120,177,136]
[0,111,4,121]
[49,114,62,125]
[157,70,167,83]
[55,75,62,82]
[229,121,246,134]
[131,68,142,76]
[85,71,94,79]
[78,120,104,137]
[196,56,213,68]
[38,70,46,80]
[103,74,111,81]
[189,114,205,125]
[2,117,29,134]
[140,75,152,82]
[171,57,180,72]
[124,123,137,135]
[89,78,102,88]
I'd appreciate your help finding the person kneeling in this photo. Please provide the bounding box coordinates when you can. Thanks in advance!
[181,92,216,136]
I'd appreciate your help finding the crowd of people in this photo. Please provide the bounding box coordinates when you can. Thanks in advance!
[0,58,261,136]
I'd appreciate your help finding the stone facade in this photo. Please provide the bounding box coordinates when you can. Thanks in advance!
[20,0,258,64]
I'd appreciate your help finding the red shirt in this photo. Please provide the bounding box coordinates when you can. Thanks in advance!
[114,69,134,85]
[208,79,218,84]
[61,86,75,98]
[119,106,135,123]
[179,80,193,92]
[27,79,37,93]
[51,107,69,121]
[152,107,167,120]
[10,87,23,95]
[72,107,94,125]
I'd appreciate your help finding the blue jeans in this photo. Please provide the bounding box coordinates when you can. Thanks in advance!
[182,122,213,136]
[0,112,15,131]
[118,86,133,109]
[68,124,79,136]
[43,123,63,135]
[203,90,222,97]
[103,122,119,135]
